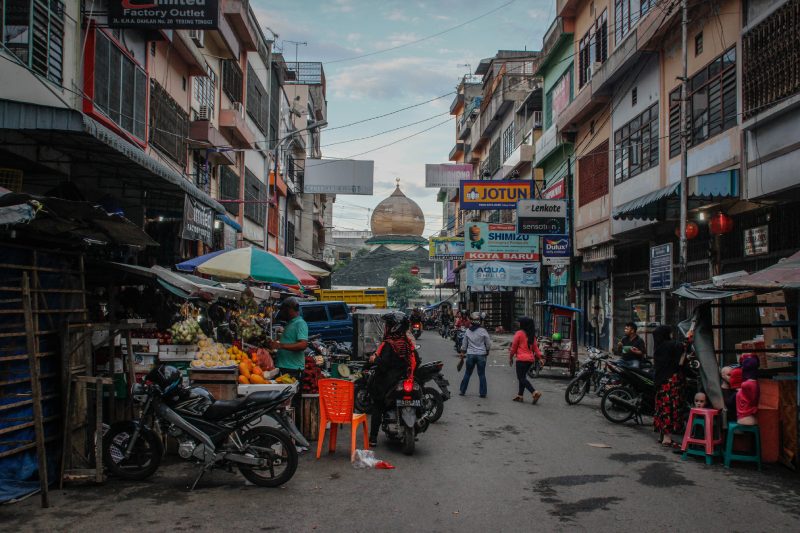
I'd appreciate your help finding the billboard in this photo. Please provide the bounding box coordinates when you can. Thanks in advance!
[460,180,532,210]
[516,199,567,234]
[108,0,219,29]
[466,261,541,289]
[542,235,571,266]
[464,223,539,261]
[425,164,472,188]
[303,159,374,195]
[429,237,465,261]
[181,195,214,246]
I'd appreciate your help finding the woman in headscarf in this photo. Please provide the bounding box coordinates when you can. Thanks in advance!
[509,317,543,404]
[652,325,686,448]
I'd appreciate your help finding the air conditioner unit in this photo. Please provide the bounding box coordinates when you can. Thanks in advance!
[197,105,211,121]
[189,29,205,48]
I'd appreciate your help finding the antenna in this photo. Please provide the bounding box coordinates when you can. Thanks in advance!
[457,63,474,82]
[284,40,308,64]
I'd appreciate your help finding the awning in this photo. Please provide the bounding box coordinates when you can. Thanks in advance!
[613,170,739,221]
[217,214,242,232]
[673,284,748,301]
[718,250,800,290]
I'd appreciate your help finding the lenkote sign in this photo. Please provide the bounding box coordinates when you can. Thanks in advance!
[108,0,219,29]
[516,199,567,234]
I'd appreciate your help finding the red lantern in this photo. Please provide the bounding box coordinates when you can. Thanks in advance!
[675,222,700,240]
[709,212,734,235]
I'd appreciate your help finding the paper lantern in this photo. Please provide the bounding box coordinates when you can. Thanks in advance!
[675,222,699,240]
[709,212,734,235]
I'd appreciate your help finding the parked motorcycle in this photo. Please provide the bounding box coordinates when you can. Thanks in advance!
[411,320,423,339]
[415,360,450,423]
[564,347,617,405]
[599,359,656,424]
[103,365,307,489]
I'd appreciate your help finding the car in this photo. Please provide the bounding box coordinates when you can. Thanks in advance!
[298,301,353,343]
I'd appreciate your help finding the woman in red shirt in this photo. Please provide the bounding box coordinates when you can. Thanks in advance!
[509,317,543,404]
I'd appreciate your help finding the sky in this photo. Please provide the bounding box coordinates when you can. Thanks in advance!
[252,0,555,238]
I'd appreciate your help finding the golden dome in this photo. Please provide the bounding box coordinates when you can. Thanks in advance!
[370,181,425,236]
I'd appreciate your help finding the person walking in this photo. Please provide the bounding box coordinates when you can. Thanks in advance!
[509,317,543,404]
[459,312,491,398]
[652,325,686,448]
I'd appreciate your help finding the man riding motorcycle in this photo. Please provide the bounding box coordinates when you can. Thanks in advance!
[367,312,419,446]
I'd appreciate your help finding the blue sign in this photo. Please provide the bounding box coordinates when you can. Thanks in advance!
[542,235,571,257]
[649,243,673,291]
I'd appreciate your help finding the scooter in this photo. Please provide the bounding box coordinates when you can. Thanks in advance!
[415,360,450,423]
[411,320,423,339]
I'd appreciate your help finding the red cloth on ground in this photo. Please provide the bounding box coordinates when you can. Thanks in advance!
[736,379,760,419]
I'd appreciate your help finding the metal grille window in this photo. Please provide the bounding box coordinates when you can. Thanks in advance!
[221,59,243,103]
[194,153,211,193]
[579,10,608,88]
[743,1,800,119]
[614,103,658,184]
[193,66,216,119]
[246,63,268,134]
[149,80,188,166]
[243,169,266,225]
[219,166,240,216]
[669,47,737,157]
[502,124,515,163]
[269,68,281,149]
[93,29,147,140]
[579,140,609,206]
[2,0,64,84]
[482,141,501,177]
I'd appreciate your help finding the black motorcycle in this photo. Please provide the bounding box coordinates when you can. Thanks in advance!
[415,360,451,423]
[411,320,423,339]
[599,359,656,424]
[564,347,617,405]
[103,365,308,489]
[453,327,466,353]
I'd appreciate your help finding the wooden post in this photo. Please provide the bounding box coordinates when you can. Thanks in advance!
[22,273,49,508]
[125,331,136,417]
[95,376,103,484]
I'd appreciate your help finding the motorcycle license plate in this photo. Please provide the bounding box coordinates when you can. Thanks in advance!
[397,399,421,407]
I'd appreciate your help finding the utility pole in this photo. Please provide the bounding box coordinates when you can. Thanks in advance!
[678,0,689,292]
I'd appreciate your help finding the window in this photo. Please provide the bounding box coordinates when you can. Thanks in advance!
[301,306,328,323]
[149,81,189,165]
[579,140,609,206]
[193,153,212,193]
[193,65,216,118]
[221,59,243,103]
[615,1,654,44]
[614,103,658,184]
[631,87,637,106]
[246,63,269,134]
[329,304,349,321]
[695,32,703,56]
[243,168,266,225]
[482,140,501,177]
[545,67,573,128]
[502,124,515,163]
[2,0,64,84]
[219,166,240,216]
[92,29,147,140]
[669,47,737,157]
[579,9,608,88]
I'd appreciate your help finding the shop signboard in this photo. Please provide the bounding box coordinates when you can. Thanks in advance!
[181,195,214,246]
[425,164,472,188]
[429,236,465,261]
[649,243,673,291]
[541,178,566,199]
[542,235,571,266]
[550,71,571,122]
[466,261,541,289]
[516,199,567,234]
[460,180,532,210]
[303,159,374,195]
[548,265,569,286]
[744,225,768,256]
[463,223,539,261]
[108,0,219,29]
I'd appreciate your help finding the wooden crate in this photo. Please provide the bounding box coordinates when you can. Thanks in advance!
[189,368,237,400]
[300,394,320,441]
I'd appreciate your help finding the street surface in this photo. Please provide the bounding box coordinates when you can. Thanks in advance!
[3,333,799,532]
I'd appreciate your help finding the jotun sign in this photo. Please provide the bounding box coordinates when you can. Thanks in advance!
[460,180,532,210]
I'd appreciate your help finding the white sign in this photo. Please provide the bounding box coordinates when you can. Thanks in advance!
[744,225,768,256]
[466,261,541,289]
[425,164,473,188]
[303,159,374,195]
[649,243,673,291]
[516,199,567,234]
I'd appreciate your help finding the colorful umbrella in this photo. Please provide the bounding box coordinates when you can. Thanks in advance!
[191,247,301,285]
[273,255,319,287]
[175,249,227,272]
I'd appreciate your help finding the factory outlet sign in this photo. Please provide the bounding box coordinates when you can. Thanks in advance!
[108,0,219,29]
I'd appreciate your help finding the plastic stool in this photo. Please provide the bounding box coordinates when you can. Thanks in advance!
[681,408,723,464]
[724,422,762,470]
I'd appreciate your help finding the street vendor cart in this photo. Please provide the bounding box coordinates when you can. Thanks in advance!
[531,303,582,378]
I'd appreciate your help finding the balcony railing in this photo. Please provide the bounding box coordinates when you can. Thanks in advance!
[284,62,325,86]
[449,142,465,161]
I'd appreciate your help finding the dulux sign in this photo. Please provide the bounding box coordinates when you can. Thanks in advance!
[542,235,571,266]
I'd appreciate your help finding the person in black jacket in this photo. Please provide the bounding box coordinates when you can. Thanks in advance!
[652,325,686,447]
[368,312,418,446]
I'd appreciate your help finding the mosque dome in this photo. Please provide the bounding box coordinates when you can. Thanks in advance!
[370,180,425,236]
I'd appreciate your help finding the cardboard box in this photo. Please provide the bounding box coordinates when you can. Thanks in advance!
[756,290,793,348]
[735,340,766,367]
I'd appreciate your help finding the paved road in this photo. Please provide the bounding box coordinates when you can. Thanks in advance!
[3,333,800,532]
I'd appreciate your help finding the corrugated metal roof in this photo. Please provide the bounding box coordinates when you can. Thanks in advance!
[719,251,800,290]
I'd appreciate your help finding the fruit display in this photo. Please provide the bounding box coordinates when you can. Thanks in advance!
[275,374,298,385]
[301,355,323,394]
[170,318,201,344]
[235,348,270,385]
[189,337,235,368]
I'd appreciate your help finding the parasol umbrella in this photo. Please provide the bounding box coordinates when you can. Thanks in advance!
[192,247,302,286]
[175,249,227,272]
[273,254,319,287]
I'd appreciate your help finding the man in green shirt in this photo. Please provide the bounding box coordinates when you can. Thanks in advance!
[270,297,309,376]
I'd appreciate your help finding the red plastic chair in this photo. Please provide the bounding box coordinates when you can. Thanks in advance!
[316,378,369,459]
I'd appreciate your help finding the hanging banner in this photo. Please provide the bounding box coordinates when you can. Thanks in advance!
[541,178,566,199]
[460,180,532,210]
[429,237,465,261]
[464,223,539,261]
[516,199,567,234]
[542,235,571,266]
[649,243,673,291]
[425,164,472,188]
[548,265,569,287]
[303,159,374,195]
[181,195,214,246]
[108,0,219,29]
[467,261,541,289]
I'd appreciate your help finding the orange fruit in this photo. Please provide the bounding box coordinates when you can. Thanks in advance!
[249,374,266,384]
[238,363,251,377]
[238,375,250,384]
[251,366,263,376]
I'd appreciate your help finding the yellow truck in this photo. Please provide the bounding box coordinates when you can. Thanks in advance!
[313,288,388,308]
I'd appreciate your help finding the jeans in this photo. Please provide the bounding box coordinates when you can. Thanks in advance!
[460,353,487,397]
[515,361,536,396]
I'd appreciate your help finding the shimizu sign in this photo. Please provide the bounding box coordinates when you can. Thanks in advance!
[463,223,539,261]
[108,0,219,29]
[460,180,532,210]
[516,199,567,234]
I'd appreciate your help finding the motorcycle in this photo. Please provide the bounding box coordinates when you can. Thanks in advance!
[564,347,617,405]
[599,359,656,424]
[411,321,423,339]
[103,365,308,489]
[453,327,466,353]
[415,360,451,423]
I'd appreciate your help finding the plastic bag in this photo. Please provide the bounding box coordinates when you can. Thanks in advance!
[351,449,395,469]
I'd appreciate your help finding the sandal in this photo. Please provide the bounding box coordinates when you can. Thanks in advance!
[532,391,542,405]
[512,396,524,402]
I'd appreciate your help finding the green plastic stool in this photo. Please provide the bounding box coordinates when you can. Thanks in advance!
[682,416,722,465]
[724,422,762,471]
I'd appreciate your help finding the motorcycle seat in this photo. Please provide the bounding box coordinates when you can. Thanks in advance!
[203,389,291,420]
[630,367,655,379]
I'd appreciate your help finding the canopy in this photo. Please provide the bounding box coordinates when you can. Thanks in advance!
[176,249,227,272]
[193,247,302,286]
[717,250,800,290]
[110,263,241,301]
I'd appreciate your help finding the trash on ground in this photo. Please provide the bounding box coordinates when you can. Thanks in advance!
[352,449,395,469]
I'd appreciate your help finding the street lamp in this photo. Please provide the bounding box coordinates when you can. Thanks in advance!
[264,120,328,253]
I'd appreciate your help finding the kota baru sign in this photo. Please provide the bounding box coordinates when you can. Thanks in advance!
[181,195,214,246]
[516,199,567,234]
[460,180,532,210]
[466,261,541,289]
[464,223,539,261]
[429,237,465,261]
[108,0,219,29]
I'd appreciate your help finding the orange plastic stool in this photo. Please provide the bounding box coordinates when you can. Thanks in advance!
[316,378,369,459]
[681,408,723,463]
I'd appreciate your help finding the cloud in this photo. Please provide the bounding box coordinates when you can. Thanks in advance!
[385,9,411,22]
[346,32,361,44]
[527,8,549,20]
[324,0,355,13]
[328,56,458,100]
[381,32,422,48]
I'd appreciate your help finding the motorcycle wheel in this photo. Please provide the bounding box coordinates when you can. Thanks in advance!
[103,422,162,480]
[564,376,590,405]
[354,388,371,414]
[601,387,637,424]
[402,425,415,456]
[238,427,298,488]
[422,387,444,423]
